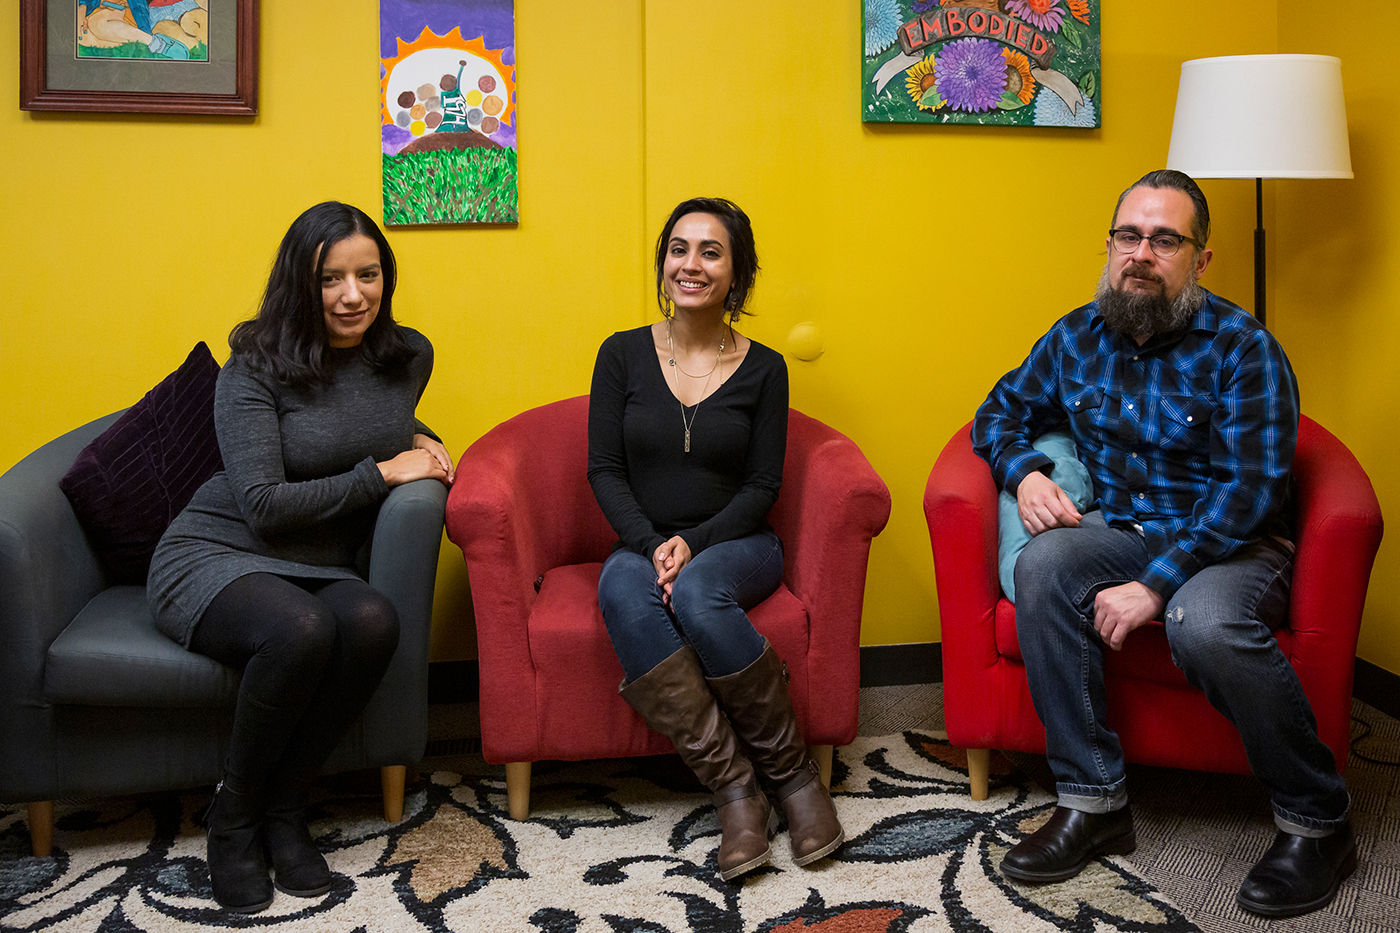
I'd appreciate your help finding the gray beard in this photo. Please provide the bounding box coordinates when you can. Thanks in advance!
[1094,266,1207,340]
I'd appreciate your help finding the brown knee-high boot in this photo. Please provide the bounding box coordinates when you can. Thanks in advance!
[620,645,775,881]
[707,641,844,867]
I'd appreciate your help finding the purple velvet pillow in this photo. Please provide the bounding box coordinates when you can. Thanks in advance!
[59,342,224,581]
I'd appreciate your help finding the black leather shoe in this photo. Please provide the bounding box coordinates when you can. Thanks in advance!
[1001,805,1136,883]
[1237,822,1357,918]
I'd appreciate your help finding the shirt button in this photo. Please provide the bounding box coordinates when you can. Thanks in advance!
[1137,492,1146,499]
[1074,400,1081,407]
[1186,415,1193,422]
[1132,356,1139,361]
[1127,403,1134,410]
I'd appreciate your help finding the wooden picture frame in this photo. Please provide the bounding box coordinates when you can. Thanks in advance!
[862,0,1101,128]
[20,1,259,115]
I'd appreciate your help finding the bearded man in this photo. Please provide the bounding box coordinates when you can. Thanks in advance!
[971,170,1354,918]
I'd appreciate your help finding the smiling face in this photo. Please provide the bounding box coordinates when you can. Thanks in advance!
[663,213,735,317]
[1107,186,1212,302]
[319,234,384,348]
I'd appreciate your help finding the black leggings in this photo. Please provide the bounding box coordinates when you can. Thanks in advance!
[192,573,400,796]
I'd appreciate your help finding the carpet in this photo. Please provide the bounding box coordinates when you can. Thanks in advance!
[0,732,1200,932]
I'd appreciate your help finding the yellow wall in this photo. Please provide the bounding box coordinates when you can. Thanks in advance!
[4,3,1392,674]
[1275,1,1400,675]
[2,1,647,660]
[640,1,1278,648]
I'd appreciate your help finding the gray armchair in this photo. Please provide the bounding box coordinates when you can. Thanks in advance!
[0,411,447,857]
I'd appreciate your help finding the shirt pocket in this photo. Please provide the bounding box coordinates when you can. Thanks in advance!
[1156,394,1211,452]
[1063,381,1109,435]
[1064,382,1105,413]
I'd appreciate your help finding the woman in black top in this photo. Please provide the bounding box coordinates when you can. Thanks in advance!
[149,203,453,913]
[587,197,842,881]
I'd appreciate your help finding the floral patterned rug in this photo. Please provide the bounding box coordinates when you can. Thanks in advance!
[0,732,1199,932]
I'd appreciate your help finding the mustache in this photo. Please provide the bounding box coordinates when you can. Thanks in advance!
[1123,262,1163,284]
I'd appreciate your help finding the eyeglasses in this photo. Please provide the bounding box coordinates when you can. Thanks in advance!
[1108,229,1205,259]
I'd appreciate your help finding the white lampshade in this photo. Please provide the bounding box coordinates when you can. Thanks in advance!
[1166,54,1352,179]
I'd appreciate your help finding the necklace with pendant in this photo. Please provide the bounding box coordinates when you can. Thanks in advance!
[667,321,726,453]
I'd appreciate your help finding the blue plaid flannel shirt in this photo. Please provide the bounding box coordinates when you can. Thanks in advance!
[972,290,1299,601]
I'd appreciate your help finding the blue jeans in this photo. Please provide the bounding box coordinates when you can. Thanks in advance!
[598,531,782,681]
[1014,511,1349,835]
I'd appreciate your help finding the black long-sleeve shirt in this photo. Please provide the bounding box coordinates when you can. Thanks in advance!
[587,326,788,559]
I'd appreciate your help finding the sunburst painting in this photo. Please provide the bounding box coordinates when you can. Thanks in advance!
[380,0,517,225]
[864,0,1100,128]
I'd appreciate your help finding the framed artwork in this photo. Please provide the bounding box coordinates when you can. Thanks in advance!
[863,0,1100,128]
[380,0,518,225]
[20,1,259,115]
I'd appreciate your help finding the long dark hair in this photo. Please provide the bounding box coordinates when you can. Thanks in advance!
[654,197,760,323]
[230,202,416,386]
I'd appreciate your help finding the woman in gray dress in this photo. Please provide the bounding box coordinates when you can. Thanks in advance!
[147,202,452,914]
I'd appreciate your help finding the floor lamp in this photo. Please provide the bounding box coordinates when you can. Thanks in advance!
[1165,55,1352,328]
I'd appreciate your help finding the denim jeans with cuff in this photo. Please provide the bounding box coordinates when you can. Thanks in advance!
[1013,511,1349,834]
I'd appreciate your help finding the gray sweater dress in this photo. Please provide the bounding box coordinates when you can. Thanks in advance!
[148,328,435,647]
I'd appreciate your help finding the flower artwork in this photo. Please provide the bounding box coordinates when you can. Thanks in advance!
[864,0,1100,127]
[937,38,1008,112]
[381,0,517,224]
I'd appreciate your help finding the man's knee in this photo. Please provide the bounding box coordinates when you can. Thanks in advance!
[1163,596,1208,674]
[1163,593,1265,687]
[1014,526,1081,603]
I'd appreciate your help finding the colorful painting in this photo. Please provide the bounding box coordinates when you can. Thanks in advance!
[76,1,209,62]
[863,0,1100,128]
[381,0,517,225]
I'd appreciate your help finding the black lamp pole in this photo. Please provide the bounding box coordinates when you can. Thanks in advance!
[1254,177,1266,327]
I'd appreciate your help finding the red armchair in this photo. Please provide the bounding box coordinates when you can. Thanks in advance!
[925,416,1383,800]
[446,396,890,819]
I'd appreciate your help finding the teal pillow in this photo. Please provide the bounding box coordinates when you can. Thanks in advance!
[997,429,1095,601]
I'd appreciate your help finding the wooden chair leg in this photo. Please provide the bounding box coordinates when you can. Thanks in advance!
[505,762,531,820]
[966,748,991,801]
[810,744,834,788]
[28,801,54,857]
[381,765,406,822]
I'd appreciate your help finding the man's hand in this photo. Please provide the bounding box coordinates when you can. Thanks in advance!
[1093,582,1164,651]
[1017,471,1082,536]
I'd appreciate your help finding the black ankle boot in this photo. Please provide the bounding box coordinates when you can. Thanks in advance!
[205,781,274,913]
[263,769,332,898]
[1237,822,1357,917]
[262,806,332,897]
